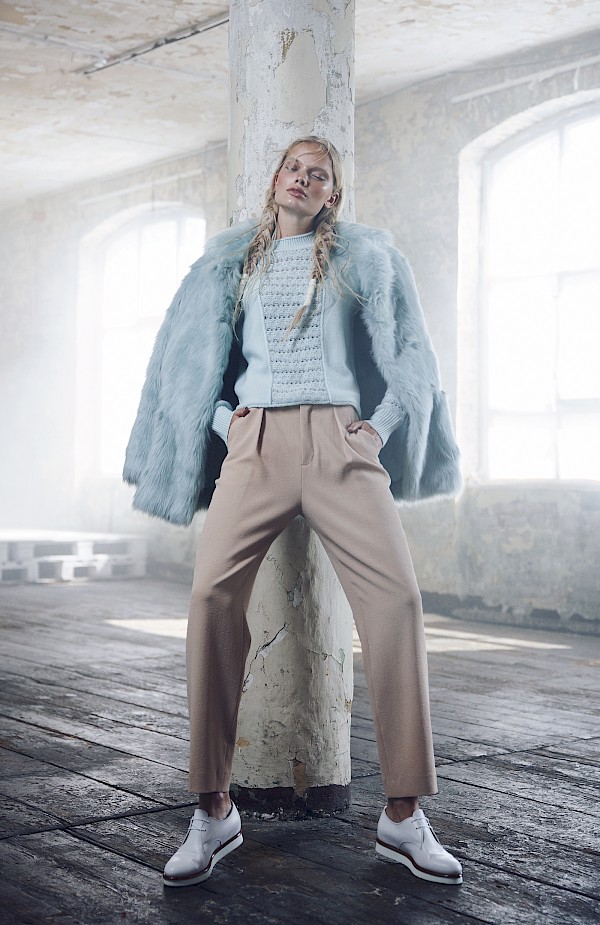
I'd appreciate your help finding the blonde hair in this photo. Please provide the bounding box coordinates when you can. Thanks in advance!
[232,136,345,340]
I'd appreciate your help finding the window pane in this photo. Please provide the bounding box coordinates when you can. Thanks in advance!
[103,230,139,327]
[558,412,600,480]
[488,133,559,278]
[178,217,206,280]
[487,277,556,412]
[557,273,600,400]
[559,115,600,272]
[100,325,159,476]
[138,220,178,318]
[98,210,204,476]
[488,414,556,479]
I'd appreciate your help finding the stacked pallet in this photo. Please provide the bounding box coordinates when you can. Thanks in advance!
[0,530,147,584]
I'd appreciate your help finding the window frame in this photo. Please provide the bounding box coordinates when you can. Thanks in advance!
[479,105,600,483]
[75,203,205,485]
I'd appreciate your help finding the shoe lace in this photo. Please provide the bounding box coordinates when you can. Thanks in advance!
[183,817,208,843]
[413,814,441,846]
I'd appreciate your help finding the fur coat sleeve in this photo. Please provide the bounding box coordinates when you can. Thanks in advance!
[337,222,462,502]
[122,221,254,524]
[123,220,462,525]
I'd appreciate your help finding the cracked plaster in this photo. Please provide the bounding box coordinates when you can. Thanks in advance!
[227,0,355,221]
[232,513,354,791]
[1,2,600,203]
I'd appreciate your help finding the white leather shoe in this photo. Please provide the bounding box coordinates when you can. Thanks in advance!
[376,807,463,884]
[163,802,243,887]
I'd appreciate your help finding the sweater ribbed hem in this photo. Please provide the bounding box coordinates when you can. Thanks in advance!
[213,400,406,449]
[366,405,406,448]
[212,401,234,445]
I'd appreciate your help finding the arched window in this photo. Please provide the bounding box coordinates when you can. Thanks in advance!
[481,109,600,481]
[79,207,205,479]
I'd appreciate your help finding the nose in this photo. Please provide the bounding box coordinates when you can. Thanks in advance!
[296,174,308,186]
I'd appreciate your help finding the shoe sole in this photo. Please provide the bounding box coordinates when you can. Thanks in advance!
[163,831,243,888]
[375,838,463,885]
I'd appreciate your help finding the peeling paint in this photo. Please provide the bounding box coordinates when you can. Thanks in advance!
[273,30,326,127]
[2,3,600,206]
[290,757,309,795]
[280,27,296,63]
[314,0,355,55]
[226,1,356,797]
[228,0,355,221]
[288,578,304,608]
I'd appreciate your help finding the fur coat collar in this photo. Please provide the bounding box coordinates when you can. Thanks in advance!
[123,218,461,525]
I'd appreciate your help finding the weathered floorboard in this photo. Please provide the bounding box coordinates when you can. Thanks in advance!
[0,578,599,925]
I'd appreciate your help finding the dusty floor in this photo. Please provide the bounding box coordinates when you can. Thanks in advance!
[0,578,598,924]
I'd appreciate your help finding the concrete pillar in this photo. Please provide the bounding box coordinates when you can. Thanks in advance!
[227,0,356,816]
[228,0,355,223]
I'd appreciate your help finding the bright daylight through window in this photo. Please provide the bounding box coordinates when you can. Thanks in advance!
[483,110,600,481]
[100,211,205,476]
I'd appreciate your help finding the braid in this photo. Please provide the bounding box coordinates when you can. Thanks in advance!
[245,201,278,278]
[312,214,336,284]
[232,202,277,333]
[282,213,337,339]
[232,136,349,341]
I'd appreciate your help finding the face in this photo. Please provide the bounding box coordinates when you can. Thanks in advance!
[273,144,339,221]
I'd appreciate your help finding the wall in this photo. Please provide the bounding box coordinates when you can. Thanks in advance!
[354,29,600,632]
[1,29,599,632]
[0,144,228,566]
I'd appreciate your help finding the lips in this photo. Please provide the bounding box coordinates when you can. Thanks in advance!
[287,187,306,198]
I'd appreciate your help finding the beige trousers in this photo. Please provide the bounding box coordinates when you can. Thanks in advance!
[186,404,438,798]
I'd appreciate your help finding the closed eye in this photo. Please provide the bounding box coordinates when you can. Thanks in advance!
[283,161,329,182]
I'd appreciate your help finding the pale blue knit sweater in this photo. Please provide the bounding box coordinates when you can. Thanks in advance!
[211,230,406,448]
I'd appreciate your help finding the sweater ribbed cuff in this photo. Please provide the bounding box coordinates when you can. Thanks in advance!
[212,401,234,445]
[366,405,406,449]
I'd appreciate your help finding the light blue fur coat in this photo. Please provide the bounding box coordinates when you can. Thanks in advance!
[123,219,462,525]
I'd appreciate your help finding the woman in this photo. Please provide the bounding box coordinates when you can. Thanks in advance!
[124,137,463,888]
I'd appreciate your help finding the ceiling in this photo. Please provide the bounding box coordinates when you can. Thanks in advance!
[1,0,599,208]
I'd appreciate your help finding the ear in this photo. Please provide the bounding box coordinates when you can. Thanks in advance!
[326,191,339,208]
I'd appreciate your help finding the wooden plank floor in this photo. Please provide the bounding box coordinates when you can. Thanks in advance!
[0,578,598,925]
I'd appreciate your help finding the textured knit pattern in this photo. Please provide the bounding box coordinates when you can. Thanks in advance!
[212,231,406,448]
[260,232,329,405]
[123,218,462,525]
